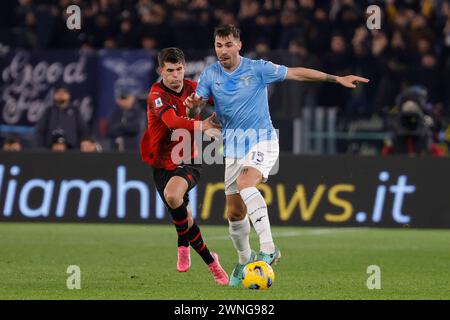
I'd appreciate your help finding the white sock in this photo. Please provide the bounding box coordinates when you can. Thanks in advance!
[228,216,252,264]
[240,187,275,254]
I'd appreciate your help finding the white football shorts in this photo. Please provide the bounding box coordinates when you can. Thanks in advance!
[224,139,280,195]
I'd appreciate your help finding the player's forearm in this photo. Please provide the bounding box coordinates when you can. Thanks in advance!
[161,109,199,132]
[286,67,338,83]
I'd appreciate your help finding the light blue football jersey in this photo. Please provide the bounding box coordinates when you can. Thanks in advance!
[196,56,288,158]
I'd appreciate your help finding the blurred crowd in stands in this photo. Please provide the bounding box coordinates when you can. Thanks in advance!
[1,0,450,155]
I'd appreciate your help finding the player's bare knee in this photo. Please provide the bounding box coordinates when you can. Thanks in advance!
[164,190,183,209]
[228,211,246,221]
[237,167,262,191]
[227,204,246,221]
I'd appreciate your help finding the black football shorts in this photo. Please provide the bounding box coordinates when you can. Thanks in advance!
[153,164,202,206]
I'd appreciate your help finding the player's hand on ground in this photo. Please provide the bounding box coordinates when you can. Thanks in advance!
[337,75,370,88]
[202,112,221,140]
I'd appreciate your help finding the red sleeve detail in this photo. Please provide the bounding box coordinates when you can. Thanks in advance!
[161,108,198,131]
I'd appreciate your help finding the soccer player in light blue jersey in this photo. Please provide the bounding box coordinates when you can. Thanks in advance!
[184,25,369,286]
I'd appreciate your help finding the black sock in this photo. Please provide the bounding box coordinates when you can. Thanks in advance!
[188,223,214,265]
[169,203,189,247]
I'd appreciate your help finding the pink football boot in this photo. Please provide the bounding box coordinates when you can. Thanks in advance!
[177,246,191,272]
[208,252,229,285]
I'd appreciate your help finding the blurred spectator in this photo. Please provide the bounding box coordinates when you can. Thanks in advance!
[35,85,88,150]
[138,3,172,49]
[2,0,450,125]
[141,35,157,50]
[318,33,352,107]
[14,11,38,48]
[80,136,102,152]
[247,38,271,59]
[51,133,69,152]
[345,27,378,117]
[372,30,405,111]
[117,13,139,48]
[278,9,303,49]
[103,36,118,49]
[334,2,364,41]
[287,39,321,108]
[415,53,444,104]
[308,5,333,56]
[239,0,263,50]
[91,13,114,48]
[2,136,22,152]
[106,91,145,151]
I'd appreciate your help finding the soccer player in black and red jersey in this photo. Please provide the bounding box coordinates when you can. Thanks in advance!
[140,47,229,285]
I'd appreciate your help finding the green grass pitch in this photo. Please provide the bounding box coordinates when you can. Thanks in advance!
[0,222,449,300]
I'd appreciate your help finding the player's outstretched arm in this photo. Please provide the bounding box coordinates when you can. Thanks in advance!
[161,108,220,133]
[285,67,370,88]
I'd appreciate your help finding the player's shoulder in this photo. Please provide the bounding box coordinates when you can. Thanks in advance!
[149,82,164,96]
[202,61,221,75]
[148,82,171,99]
[237,57,269,77]
[147,82,172,106]
[246,58,287,79]
[240,57,259,70]
[197,62,220,87]
[246,57,272,67]
[243,56,259,64]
